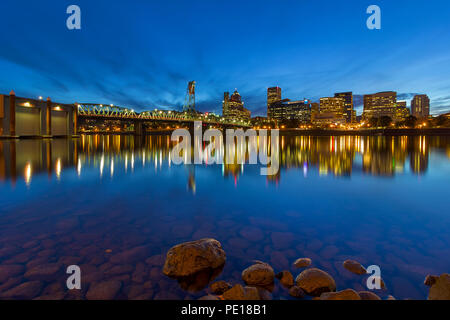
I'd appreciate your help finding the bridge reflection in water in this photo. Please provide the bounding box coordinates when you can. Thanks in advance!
[0,135,449,186]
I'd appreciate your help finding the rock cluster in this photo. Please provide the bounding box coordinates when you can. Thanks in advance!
[162,239,392,300]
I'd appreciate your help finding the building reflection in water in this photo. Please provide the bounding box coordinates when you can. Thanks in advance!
[0,134,449,187]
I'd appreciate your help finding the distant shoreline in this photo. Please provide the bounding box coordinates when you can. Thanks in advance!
[3,128,449,138]
[278,128,450,136]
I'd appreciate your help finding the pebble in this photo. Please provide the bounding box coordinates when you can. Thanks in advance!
[293,258,312,268]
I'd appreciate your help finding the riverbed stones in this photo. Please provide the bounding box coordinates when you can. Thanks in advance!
[343,259,367,275]
[110,246,150,264]
[358,291,381,300]
[86,280,122,300]
[293,258,312,268]
[210,280,232,295]
[222,284,260,300]
[24,263,62,281]
[199,294,220,300]
[271,232,295,249]
[276,270,294,288]
[288,286,305,298]
[320,289,361,300]
[0,265,25,283]
[242,262,275,286]
[0,281,43,299]
[427,273,450,300]
[295,268,336,296]
[239,227,264,242]
[163,239,226,278]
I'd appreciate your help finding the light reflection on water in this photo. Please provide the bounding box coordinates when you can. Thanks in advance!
[0,134,449,300]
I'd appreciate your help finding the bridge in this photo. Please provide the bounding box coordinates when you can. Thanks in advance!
[0,82,251,138]
[76,81,251,134]
[76,103,249,126]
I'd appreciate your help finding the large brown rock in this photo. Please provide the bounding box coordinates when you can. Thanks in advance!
[295,268,336,296]
[428,273,450,300]
[242,262,275,286]
[163,239,226,278]
[320,289,361,300]
[343,260,366,275]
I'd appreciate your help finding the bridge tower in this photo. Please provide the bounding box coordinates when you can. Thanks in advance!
[183,81,196,113]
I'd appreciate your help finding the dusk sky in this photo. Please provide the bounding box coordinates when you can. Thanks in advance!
[1,0,450,116]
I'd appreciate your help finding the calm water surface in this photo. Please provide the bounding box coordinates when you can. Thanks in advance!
[0,135,449,299]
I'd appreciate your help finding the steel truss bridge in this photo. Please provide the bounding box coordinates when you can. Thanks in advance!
[77,103,250,127]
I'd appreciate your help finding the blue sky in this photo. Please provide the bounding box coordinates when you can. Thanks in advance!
[0,0,449,116]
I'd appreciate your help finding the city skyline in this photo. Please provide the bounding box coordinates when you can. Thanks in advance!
[1,1,450,116]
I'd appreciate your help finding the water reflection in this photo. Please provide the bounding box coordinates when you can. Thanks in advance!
[0,135,448,186]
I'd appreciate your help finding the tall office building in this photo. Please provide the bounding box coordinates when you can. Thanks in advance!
[267,87,282,119]
[334,92,355,123]
[319,97,345,119]
[411,94,430,118]
[222,89,251,122]
[395,101,410,122]
[271,100,312,123]
[363,91,397,120]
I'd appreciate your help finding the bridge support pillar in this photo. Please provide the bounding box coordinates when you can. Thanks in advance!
[45,97,52,136]
[135,121,143,136]
[9,90,16,137]
[73,104,78,136]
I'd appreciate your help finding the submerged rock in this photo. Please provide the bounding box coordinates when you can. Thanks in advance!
[210,280,232,295]
[110,246,150,264]
[320,289,361,300]
[0,265,25,283]
[0,281,43,299]
[163,239,226,278]
[343,260,367,275]
[199,294,220,300]
[424,274,439,287]
[242,262,275,286]
[288,286,305,298]
[293,258,312,268]
[295,268,336,296]
[239,227,264,242]
[24,263,62,281]
[223,284,260,300]
[86,280,122,300]
[276,270,294,288]
[428,273,450,300]
[358,291,381,300]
